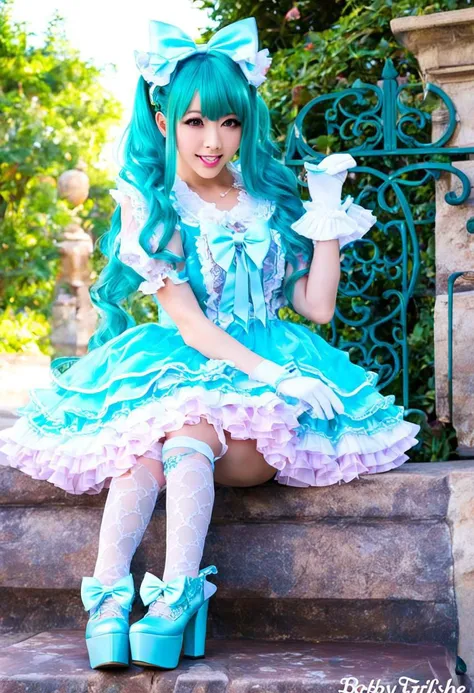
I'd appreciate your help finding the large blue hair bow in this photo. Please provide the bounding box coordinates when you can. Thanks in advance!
[81,574,135,612]
[135,17,271,97]
[204,219,271,330]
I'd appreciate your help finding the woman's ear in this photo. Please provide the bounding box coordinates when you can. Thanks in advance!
[155,111,166,138]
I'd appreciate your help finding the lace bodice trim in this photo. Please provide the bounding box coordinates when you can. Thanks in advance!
[170,161,276,227]
[110,163,284,313]
[168,161,284,327]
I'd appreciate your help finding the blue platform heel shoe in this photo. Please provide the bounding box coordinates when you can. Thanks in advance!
[80,573,135,669]
[129,565,218,669]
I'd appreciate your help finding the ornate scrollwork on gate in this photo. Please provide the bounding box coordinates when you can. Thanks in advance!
[285,59,474,420]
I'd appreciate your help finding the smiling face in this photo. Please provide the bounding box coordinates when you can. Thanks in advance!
[156,91,242,184]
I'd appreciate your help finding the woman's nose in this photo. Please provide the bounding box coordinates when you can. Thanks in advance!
[203,124,222,151]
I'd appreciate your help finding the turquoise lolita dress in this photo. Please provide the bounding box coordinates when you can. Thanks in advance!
[0,161,420,494]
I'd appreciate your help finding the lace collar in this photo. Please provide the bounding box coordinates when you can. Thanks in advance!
[170,161,275,227]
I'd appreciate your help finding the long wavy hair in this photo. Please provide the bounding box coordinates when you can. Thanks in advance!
[88,49,313,351]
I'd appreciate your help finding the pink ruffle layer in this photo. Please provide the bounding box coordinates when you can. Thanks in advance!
[0,386,420,494]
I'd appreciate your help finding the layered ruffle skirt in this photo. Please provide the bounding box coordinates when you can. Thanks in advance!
[0,318,420,494]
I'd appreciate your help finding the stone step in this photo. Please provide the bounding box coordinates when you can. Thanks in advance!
[2,461,474,673]
[0,631,470,692]
[0,587,457,648]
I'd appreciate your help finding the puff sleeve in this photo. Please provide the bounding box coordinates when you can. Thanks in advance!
[290,153,377,249]
[110,177,189,295]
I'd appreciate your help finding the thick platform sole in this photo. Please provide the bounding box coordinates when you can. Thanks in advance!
[86,632,130,669]
[130,600,209,669]
[130,631,183,669]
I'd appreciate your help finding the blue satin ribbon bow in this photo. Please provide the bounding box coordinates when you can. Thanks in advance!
[135,18,268,93]
[140,566,218,607]
[204,219,271,329]
[140,573,188,607]
[81,573,135,612]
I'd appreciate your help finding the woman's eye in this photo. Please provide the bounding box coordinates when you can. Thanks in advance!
[183,117,241,127]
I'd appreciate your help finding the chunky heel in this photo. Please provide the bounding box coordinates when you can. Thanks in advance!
[183,599,209,658]
[86,632,130,669]
[130,631,183,669]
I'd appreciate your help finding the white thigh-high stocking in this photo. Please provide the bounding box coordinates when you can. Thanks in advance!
[91,461,161,618]
[148,435,216,618]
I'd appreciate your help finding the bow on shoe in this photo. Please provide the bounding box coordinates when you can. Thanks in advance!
[81,574,135,612]
[140,573,188,608]
[205,219,271,329]
[135,17,271,93]
[140,566,218,608]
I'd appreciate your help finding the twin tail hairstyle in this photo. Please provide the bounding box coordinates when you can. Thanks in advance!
[88,50,313,351]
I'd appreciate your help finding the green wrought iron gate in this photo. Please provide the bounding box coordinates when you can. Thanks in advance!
[284,58,474,433]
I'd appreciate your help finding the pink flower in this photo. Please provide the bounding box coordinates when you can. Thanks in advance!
[285,5,301,21]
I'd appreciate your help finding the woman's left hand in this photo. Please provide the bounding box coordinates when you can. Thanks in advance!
[276,374,345,420]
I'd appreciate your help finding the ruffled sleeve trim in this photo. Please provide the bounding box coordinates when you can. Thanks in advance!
[119,239,189,295]
[291,196,377,249]
[110,176,149,229]
[110,176,189,294]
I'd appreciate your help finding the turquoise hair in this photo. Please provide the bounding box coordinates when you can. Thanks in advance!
[88,50,313,351]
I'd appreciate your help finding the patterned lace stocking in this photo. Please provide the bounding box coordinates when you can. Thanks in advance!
[148,446,215,619]
[90,462,161,619]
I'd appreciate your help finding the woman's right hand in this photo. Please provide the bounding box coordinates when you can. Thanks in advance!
[276,375,345,420]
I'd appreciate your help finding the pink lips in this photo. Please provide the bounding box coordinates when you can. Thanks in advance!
[196,155,222,168]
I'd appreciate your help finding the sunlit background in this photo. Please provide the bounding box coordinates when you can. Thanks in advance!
[10,0,213,166]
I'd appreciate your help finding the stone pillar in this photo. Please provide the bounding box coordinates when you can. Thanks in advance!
[391,8,474,674]
[52,167,97,356]
[391,9,474,455]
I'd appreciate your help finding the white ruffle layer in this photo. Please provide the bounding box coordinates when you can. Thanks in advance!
[0,385,420,495]
[291,197,377,249]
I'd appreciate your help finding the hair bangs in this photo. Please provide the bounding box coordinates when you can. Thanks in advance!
[174,53,250,123]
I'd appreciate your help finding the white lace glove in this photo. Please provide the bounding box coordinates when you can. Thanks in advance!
[290,153,377,249]
[249,359,344,420]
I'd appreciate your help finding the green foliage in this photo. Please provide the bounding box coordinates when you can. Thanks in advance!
[0,0,123,351]
[197,0,345,52]
[0,305,52,354]
[198,0,472,142]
